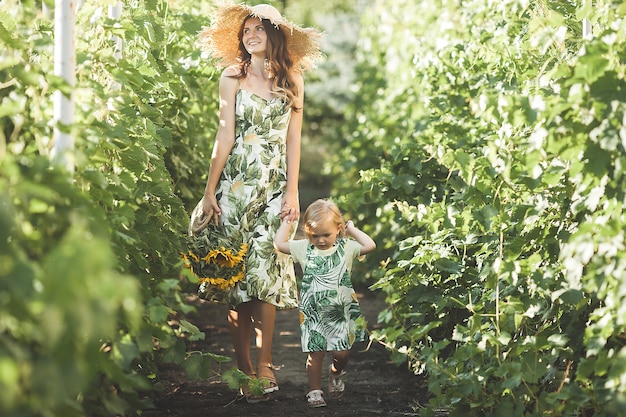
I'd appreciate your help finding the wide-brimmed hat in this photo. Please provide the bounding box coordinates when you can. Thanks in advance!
[199,2,323,72]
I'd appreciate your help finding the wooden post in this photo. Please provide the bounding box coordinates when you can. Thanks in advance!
[582,19,592,39]
[109,1,123,61]
[108,2,123,99]
[582,0,593,40]
[51,0,76,173]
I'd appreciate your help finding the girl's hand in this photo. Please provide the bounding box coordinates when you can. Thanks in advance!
[345,220,354,236]
[280,195,300,223]
[344,220,376,254]
[202,194,221,225]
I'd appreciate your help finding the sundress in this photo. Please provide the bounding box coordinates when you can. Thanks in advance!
[290,238,367,352]
[210,89,298,310]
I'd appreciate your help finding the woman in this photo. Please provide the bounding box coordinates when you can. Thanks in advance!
[197,3,322,403]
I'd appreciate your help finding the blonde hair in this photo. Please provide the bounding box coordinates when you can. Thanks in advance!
[302,199,346,238]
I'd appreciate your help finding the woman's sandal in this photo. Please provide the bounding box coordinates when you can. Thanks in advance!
[328,365,346,399]
[257,364,279,394]
[240,375,269,404]
[306,389,327,408]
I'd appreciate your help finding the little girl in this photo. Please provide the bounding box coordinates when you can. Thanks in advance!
[274,199,376,408]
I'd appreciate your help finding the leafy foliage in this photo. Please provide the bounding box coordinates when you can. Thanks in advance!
[332,0,626,415]
[1,0,371,414]
[5,0,626,415]
[1,1,227,415]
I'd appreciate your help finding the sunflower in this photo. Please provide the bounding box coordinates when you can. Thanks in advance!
[182,225,248,294]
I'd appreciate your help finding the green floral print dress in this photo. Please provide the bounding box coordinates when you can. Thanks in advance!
[205,89,298,310]
[289,238,367,352]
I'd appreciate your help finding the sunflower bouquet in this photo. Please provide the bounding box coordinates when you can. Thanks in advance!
[182,224,248,299]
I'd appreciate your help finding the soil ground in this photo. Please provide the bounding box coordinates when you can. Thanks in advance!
[143,289,433,417]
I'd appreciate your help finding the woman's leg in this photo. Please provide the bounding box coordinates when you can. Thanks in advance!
[227,302,254,375]
[251,298,279,392]
[251,298,276,368]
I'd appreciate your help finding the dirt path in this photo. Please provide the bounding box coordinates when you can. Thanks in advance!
[144,289,429,416]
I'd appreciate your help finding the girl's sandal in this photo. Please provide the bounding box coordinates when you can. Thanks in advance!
[306,389,327,408]
[257,364,279,394]
[328,365,346,399]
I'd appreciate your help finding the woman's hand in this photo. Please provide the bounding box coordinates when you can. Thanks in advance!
[202,194,221,225]
[280,194,300,223]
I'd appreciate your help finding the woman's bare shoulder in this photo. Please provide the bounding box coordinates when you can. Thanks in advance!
[218,67,241,99]
[222,65,242,78]
[290,71,304,85]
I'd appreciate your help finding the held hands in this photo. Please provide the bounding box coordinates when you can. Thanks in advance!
[280,195,300,223]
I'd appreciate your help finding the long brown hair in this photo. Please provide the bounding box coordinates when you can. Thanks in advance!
[236,17,300,111]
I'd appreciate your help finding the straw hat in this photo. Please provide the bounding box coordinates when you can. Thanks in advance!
[199,2,323,72]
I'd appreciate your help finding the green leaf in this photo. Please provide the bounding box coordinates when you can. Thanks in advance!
[112,335,140,370]
[435,258,462,273]
[547,334,569,347]
[181,353,203,380]
[162,338,186,364]
[574,52,609,84]
[178,319,205,341]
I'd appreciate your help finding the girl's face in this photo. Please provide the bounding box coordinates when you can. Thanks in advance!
[307,219,340,250]
[242,17,267,55]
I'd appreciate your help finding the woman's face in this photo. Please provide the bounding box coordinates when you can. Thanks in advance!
[307,219,340,250]
[242,17,267,55]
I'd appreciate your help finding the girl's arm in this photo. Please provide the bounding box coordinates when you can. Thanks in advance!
[201,70,239,224]
[281,73,304,223]
[274,218,294,255]
[345,220,376,255]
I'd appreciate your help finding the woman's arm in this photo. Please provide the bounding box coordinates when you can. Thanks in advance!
[273,218,294,254]
[201,69,239,224]
[345,220,376,255]
[281,72,304,223]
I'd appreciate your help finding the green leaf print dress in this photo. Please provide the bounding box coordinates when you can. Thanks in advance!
[205,89,298,310]
[289,238,367,352]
